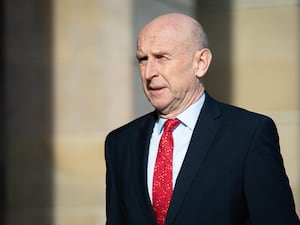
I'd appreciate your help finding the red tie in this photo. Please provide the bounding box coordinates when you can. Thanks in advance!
[152,118,180,225]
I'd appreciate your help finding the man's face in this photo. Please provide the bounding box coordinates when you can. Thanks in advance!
[136,25,201,116]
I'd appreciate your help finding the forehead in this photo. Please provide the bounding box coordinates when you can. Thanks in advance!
[137,25,187,53]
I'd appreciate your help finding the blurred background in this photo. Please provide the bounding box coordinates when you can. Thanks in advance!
[1,0,299,224]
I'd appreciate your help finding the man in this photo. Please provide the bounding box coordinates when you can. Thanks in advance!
[105,13,300,225]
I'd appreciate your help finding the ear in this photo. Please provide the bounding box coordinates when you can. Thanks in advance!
[193,48,212,79]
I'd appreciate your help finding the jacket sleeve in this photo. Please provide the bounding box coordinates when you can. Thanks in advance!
[244,117,300,225]
[105,134,125,225]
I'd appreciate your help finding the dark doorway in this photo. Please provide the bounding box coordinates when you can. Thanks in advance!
[195,0,233,103]
[3,0,54,224]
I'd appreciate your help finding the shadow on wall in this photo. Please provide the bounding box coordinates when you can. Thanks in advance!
[3,0,53,224]
[194,0,232,104]
[298,6,300,213]
[1,0,5,221]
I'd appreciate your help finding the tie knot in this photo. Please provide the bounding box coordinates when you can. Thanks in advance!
[164,118,180,133]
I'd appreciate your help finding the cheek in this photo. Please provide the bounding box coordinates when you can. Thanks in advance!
[168,67,194,86]
[139,69,147,83]
[173,76,197,97]
[138,66,144,79]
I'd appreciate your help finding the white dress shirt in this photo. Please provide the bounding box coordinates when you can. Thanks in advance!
[147,93,206,200]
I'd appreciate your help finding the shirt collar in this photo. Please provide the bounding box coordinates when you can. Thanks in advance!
[156,93,206,134]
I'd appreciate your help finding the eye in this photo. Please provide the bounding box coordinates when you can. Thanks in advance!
[155,54,168,61]
[137,56,148,64]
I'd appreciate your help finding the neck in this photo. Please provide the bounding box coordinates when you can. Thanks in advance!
[159,89,205,119]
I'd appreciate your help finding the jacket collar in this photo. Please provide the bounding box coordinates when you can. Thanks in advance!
[166,93,222,225]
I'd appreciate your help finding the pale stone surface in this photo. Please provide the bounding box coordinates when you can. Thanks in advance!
[52,0,132,224]
[232,5,299,110]
[53,136,105,225]
[53,0,133,135]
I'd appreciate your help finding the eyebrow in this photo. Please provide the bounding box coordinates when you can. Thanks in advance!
[153,50,168,57]
[136,51,145,59]
[136,49,170,58]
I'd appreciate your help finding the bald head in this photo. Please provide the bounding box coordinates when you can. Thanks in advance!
[136,13,212,117]
[137,13,208,52]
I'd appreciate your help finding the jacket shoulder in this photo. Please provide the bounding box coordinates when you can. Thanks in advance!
[205,93,276,126]
[105,111,156,140]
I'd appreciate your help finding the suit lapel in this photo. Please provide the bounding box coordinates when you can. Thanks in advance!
[131,112,157,224]
[166,95,221,225]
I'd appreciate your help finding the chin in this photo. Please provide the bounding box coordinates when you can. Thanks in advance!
[151,103,169,113]
[149,95,172,109]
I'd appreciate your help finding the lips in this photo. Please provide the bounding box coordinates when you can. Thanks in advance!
[148,81,166,90]
[146,79,168,96]
[148,85,167,96]
[148,84,167,91]
[149,86,165,91]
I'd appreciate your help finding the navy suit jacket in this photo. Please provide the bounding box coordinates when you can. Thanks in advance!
[105,94,300,225]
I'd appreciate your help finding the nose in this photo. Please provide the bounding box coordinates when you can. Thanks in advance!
[142,59,158,79]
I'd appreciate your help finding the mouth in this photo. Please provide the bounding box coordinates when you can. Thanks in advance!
[148,86,167,96]
[149,86,164,90]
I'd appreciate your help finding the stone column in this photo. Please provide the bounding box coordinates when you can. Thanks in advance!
[52,0,133,224]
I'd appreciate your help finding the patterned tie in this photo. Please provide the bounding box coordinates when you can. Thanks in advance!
[152,118,180,225]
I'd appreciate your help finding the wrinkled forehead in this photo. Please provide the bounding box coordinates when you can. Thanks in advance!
[137,21,188,50]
